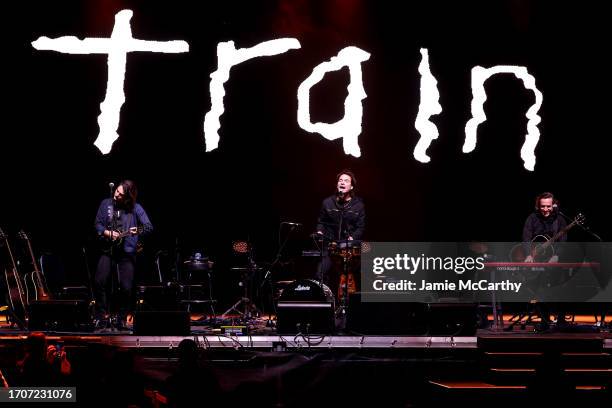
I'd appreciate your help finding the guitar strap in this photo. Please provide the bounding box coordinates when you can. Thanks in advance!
[127,213,133,230]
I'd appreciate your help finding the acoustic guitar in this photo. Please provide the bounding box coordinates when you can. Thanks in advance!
[17,230,50,303]
[509,213,585,262]
[1,227,28,326]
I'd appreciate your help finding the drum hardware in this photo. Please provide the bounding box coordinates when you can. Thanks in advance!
[328,239,361,325]
[221,265,264,319]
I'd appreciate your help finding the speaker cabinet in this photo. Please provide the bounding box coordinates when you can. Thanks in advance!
[133,310,191,335]
[347,295,428,335]
[426,303,478,336]
[346,294,478,336]
[276,279,335,334]
[28,300,91,331]
[276,301,335,334]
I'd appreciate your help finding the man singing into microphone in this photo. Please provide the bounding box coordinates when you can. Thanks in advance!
[316,170,365,241]
[315,170,365,300]
[94,180,153,329]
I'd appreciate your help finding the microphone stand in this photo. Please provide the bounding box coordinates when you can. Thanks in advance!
[110,186,124,330]
[102,183,120,331]
[313,223,336,290]
[260,223,299,326]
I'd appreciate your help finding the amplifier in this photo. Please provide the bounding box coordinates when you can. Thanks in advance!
[276,279,335,334]
[276,301,334,334]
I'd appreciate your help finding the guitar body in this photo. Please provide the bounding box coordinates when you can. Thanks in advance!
[529,234,555,262]
[1,228,28,326]
[510,214,585,262]
[509,235,555,262]
[3,266,28,323]
[17,231,51,304]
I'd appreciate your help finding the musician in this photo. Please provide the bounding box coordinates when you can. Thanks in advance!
[316,170,365,241]
[315,170,365,297]
[521,191,568,328]
[94,180,153,327]
[522,192,567,263]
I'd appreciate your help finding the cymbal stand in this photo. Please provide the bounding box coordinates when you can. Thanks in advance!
[221,248,260,321]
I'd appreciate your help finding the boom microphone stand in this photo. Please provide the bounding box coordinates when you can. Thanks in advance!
[99,182,124,331]
[260,222,300,324]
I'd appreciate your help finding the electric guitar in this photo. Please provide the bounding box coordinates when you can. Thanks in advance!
[510,213,586,262]
[17,230,50,303]
[1,227,28,325]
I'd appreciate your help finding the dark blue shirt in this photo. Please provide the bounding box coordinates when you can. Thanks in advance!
[94,198,153,253]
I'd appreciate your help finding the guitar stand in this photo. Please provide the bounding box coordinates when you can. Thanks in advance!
[2,308,27,331]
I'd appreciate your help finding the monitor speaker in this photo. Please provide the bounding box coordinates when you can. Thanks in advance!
[28,300,91,331]
[346,294,428,335]
[426,303,478,336]
[133,310,191,335]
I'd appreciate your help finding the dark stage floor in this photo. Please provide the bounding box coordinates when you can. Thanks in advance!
[1,312,611,407]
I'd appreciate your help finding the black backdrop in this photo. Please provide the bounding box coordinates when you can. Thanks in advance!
[2,1,609,300]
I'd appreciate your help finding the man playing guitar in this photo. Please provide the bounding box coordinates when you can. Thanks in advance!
[522,192,567,263]
[94,180,153,328]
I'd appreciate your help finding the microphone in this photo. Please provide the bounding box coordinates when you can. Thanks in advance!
[109,182,115,189]
[282,222,302,227]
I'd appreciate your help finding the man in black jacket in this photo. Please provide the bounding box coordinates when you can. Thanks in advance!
[315,170,365,301]
[316,170,365,241]
[521,191,569,329]
[522,191,567,263]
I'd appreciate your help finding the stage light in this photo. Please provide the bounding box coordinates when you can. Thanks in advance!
[232,241,249,254]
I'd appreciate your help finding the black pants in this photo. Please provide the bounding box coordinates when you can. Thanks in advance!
[94,251,135,317]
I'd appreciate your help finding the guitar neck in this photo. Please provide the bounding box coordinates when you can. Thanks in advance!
[114,226,144,240]
[25,240,41,273]
[540,220,578,251]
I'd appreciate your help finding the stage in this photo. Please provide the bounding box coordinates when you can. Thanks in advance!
[1,313,611,407]
[3,0,612,406]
